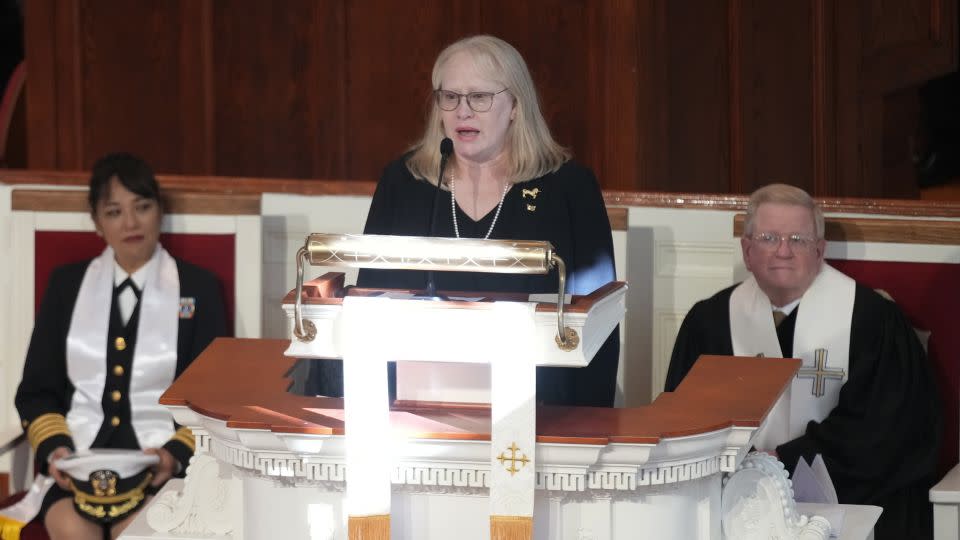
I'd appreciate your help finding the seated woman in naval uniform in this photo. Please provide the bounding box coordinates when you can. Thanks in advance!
[13,152,228,540]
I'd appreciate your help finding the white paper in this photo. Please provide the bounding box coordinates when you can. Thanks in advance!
[811,454,839,505]
[791,456,825,503]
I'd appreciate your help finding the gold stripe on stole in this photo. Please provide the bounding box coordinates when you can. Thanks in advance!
[490,515,533,540]
[347,514,390,539]
[26,413,71,450]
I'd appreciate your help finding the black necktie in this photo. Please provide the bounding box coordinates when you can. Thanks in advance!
[115,277,141,300]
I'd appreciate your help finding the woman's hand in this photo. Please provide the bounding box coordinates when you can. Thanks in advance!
[144,447,177,487]
[47,446,73,489]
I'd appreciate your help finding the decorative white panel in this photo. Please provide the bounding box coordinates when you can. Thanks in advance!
[653,310,687,396]
[655,242,736,279]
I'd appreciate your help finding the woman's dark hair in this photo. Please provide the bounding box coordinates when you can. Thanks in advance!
[87,152,161,212]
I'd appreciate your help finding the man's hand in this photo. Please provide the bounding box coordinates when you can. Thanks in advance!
[47,446,73,489]
[144,447,177,487]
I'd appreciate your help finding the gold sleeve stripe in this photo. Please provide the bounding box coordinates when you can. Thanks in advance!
[26,413,71,450]
[170,427,195,453]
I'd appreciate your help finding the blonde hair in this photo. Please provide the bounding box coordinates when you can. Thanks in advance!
[405,35,571,186]
[744,183,825,238]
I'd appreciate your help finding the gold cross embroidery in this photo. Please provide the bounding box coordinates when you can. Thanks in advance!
[797,348,845,397]
[496,442,530,476]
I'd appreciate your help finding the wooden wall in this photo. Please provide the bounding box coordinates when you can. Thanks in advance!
[21,0,958,198]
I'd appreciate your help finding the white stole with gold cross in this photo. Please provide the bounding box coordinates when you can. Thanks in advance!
[729,263,855,450]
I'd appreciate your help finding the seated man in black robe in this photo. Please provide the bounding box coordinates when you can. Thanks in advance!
[664,183,941,540]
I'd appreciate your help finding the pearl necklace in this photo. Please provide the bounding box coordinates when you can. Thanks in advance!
[449,173,511,239]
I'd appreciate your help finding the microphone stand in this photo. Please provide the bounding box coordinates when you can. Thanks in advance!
[424,139,453,298]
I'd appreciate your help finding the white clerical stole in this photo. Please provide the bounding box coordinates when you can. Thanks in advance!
[729,263,855,450]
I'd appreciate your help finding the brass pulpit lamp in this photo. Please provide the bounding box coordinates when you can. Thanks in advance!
[292,233,579,350]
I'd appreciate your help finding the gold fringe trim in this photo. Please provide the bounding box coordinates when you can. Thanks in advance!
[26,413,70,450]
[490,515,533,540]
[347,514,390,539]
[0,514,26,540]
[170,426,196,453]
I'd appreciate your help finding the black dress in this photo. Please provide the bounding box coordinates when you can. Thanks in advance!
[665,283,941,540]
[309,156,620,407]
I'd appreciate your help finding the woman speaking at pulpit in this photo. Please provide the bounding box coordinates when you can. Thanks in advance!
[11,153,227,540]
[314,35,620,407]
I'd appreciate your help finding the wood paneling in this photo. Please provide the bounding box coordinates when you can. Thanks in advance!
[739,0,815,194]
[587,1,641,192]
[19,0,960,198]
[11,188,261,215]
[211,0,345,179]
[733,213,960,244]
[7,169,960,218]
[343,2,466,181]
[78,1,186,171]
[835,0,958,199]
[661,0,730,193]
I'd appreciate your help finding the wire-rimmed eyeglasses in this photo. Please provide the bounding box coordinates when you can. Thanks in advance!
[749,232,819,251]
[435,88,509,112]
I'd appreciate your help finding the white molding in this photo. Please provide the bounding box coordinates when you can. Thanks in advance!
[234,215,262,338]
[177,408,749,498]
[653,310,686,394]
[655,242,736,279]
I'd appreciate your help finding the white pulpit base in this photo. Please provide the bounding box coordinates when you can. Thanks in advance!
[338,295,543,534]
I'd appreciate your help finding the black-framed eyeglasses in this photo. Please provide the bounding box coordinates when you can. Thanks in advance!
[435,88,509,112]
[749,232,819,251]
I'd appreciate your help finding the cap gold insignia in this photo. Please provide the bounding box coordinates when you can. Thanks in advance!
[90,470,119,497]
[114,337,126,351]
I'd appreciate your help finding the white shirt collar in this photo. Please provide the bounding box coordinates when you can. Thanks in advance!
[772,297,801,315]
[112,252,156,290]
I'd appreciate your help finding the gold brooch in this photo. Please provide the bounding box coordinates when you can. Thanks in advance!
[521,188,540,199]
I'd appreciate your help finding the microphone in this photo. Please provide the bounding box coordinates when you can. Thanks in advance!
[424,137,454,297]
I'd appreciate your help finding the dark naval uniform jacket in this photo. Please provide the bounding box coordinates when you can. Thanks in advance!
[15,256,227,474]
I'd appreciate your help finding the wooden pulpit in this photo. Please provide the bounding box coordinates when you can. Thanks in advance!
[119,344,799,539]
[119,233,801,539]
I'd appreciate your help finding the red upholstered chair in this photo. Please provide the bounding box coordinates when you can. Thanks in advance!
[0,230,236,538]
[827,259,960,478]
[33,231,236,334]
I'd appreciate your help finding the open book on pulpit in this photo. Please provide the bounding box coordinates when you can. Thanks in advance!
[280,233,626,539]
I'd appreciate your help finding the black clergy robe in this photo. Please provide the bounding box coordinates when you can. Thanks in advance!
[665,282,941,540]
[307,156,620,408]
